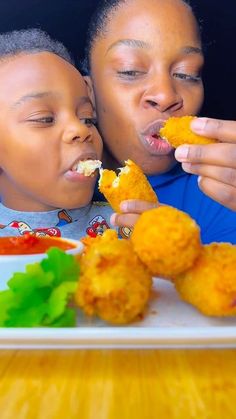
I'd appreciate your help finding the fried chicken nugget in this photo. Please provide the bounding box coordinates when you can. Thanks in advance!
[98,159,158,213]
[175,243,236,316]
[160,116,217,148]
[131,205,201,279]
[75,229,152,324]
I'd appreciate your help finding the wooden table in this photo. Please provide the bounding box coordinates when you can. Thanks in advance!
[0,349,235,418]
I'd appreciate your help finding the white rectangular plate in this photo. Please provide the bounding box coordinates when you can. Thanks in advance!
[0,278,235,349]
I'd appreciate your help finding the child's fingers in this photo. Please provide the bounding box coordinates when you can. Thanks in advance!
[110,212,139,228]
[119,199,158,213]
[191,117,236,143]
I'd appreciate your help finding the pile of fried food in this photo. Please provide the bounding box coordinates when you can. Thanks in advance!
[1,116,235,327]
[76,116,236,323]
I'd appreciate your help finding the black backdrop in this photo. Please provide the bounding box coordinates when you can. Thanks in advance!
[0,0,235,120]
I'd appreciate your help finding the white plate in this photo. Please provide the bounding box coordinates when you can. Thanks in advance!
[0,278,235,349]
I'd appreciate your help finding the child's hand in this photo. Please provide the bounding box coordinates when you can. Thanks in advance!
[175,117,236,211]
[110,199,158,228]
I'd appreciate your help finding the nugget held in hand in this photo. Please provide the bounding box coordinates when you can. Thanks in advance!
[131,206,201,279]
[75,230,152,324]
[175,243,236,316]
[160,116,217,148]
[98,159,158,213]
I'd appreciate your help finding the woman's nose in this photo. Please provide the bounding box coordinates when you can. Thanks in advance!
[62,118,92,144]
[141,76,183,113]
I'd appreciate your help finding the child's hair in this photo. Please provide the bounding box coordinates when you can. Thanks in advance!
[82,0,192,74]
[0,28,74,65]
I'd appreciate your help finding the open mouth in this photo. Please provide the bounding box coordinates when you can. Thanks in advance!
[71,159,102,176]
[140,120,173,155]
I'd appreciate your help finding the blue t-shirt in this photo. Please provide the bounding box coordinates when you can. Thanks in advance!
[94,163,236,244]
[147,164,236,244]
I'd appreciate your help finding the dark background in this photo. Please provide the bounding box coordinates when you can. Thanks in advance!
[0,0,235,120]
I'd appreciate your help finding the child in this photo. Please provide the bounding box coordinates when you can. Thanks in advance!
[83,0,236,244]
[0,28,114,239]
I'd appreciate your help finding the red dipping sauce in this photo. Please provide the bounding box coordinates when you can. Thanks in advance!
[0,234,76,255]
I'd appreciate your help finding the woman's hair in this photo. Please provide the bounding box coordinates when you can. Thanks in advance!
[82,0,193,74]
[0,28,74,65]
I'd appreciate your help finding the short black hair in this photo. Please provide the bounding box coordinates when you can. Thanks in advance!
[82,0,194,74]
[0,28,74,65]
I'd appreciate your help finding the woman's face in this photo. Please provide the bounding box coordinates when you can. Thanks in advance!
[88,0,204,174]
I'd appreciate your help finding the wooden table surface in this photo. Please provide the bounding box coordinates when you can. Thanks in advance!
[0,349,235,419]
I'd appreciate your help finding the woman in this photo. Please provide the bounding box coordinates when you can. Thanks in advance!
[83,0,236,243]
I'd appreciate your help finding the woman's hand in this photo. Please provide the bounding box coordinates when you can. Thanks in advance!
[110,199,158,228]
[175,117,236,211]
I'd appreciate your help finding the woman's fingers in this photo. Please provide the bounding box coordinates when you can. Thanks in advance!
[191,117,236,143]
[198,177,236,211]
[175,143,236,167]
[182,162,236,188]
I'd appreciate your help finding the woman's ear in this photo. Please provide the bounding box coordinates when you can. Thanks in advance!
[84,76,96,109]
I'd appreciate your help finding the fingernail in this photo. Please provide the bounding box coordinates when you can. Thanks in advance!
[197,175,202,184]
[110,213,117,226]
[120,201,128,211]
[182,162,192,173]
[175,146,189,161]
[191,118,207,133]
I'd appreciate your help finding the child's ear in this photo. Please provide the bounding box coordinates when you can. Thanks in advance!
[84,76,96,109]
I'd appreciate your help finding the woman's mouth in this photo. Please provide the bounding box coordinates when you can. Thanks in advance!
[140,120,174,156]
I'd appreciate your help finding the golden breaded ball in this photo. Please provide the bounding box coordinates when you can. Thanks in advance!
[75,230,152,324]
[160,116,217,148]
[131,206,201,278]
[175,243,236,316]
[98,159,158,213]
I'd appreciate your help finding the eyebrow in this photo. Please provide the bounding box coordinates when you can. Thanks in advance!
[106,39,151,53]
[106,39,203,56]
[12,91,57,108]
[12,92,92,108]
[181,46,203,55]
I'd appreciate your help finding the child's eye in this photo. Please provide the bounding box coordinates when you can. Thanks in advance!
[80,117,97,126]
[28,116,54,124]
[173,72,201,83]
[117,70,145,79]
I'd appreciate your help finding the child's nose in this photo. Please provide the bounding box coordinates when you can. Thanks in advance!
[62,119,92,144]
[141,75,183,113]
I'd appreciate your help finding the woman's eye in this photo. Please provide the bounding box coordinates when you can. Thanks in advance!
[173,72,201,83]
[80,117,97,127]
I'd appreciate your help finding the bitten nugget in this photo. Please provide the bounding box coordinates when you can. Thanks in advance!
[75,230,152,324]
[131,206,201,279]
[98,159,158,213]
[160,116,217,148]
[175,243,236,316]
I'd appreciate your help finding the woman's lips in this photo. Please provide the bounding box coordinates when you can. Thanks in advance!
[140,133,173,155]
[139,119,173,155]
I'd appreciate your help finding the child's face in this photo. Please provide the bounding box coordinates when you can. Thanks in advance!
[0,52,102,211]
[89,0,204,174]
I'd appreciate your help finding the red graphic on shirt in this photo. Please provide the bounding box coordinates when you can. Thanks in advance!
[86,215,109,237]
[5,221,61,237]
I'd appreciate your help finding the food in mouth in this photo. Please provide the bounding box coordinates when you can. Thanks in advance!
[98,159,158,213]
[160,116,217,148]
[74,159,102,176]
